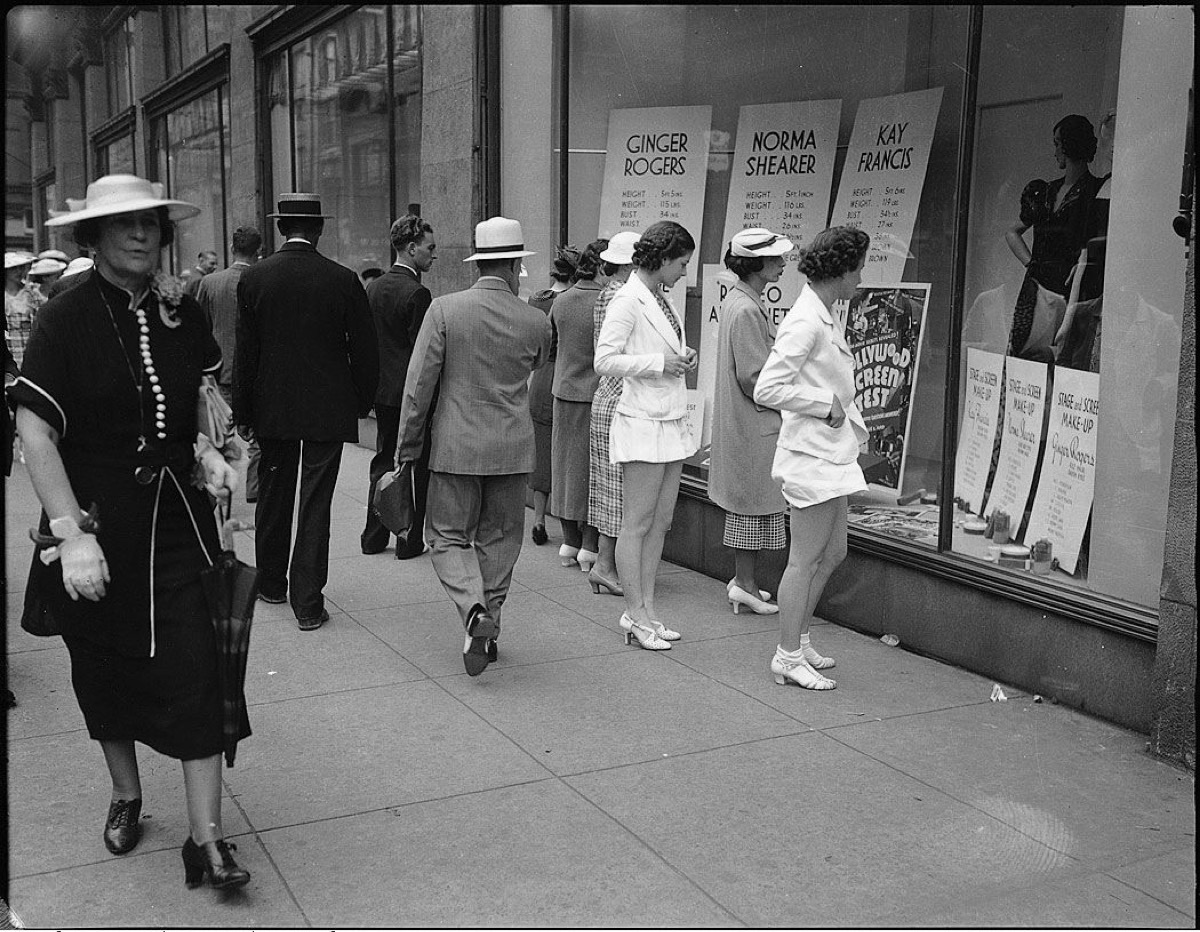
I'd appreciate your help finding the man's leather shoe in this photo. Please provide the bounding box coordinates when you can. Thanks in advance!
[463,608,499,676]
[395,539,426,560]
[258,591,287,604]
[297,609,329,631]
[361,540,387,555]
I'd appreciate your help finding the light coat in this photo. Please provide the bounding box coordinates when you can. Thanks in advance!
[754,283,868,464]
[593,272,688,421]
[397,277,552,474]
[708,279,784,515]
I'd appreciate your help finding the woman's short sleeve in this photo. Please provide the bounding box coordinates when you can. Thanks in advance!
[8,312,72,436]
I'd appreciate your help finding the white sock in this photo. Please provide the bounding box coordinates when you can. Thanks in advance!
[800,633,833,667]
[775,645,803,663]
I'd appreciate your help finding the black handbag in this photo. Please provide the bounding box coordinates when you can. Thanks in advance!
[20,543,60,637]
[371,462,414,542]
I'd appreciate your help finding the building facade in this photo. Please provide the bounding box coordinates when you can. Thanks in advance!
[5,4,1194,768]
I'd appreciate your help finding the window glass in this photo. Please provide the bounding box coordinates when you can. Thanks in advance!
[266,6,422,273]
[563,5,969,550]
[150,87,227,274]
[104,19,133,117]
[99,132,135,176]
[164,6,208,76]
[952,5,1191,609]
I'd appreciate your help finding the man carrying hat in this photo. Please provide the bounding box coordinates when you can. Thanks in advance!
[396,216,552,675]
[233,193,379,630]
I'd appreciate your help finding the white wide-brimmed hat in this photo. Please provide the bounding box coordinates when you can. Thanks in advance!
[5,252,36,270]
[62,257,95,278]
[45,174,201,227]
[464,217,536,262]
[599,230,641,265]
[28,257,67,276]
[38,249,70,263]
[729,227,794,258]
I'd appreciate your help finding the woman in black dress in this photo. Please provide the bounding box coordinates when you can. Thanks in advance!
[11,174,250,890]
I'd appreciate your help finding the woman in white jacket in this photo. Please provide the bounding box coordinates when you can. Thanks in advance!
[754,227,870,689]
[594,222,698,650]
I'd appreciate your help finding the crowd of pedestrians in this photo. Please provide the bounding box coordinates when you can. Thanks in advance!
[5,170,872,894]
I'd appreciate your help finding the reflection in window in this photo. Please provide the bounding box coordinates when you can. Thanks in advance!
[267,6,422,274]
[150,87,231,273]
[104,16,136,118]
[97,133,136,176]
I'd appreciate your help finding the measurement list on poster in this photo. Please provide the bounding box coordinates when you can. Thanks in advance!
[954,348,1005,515]
[984,357,1048,524]
[829,87,943,285]
[1023,368,1100,573]
[598,106,712,286]
[722,99,841,252]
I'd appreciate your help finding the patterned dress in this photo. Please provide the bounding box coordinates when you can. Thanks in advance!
[587,281,623,536]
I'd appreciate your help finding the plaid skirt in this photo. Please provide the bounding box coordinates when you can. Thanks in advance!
[588,384,623,537]
[722,511,787,550]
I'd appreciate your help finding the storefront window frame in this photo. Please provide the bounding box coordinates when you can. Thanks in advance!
[529,3,1165,642]
[91,106,137,179]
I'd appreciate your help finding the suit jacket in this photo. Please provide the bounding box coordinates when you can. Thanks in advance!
[593,273,688,421]
[233,240,379,441]
[182,266,207,299]
[195,262,251,388]
[754,283,868,464]
[397,277,552,474]
[550,279,603,402]
[46,271,88,302]
[367,264,432,407]
[709,280,784,515]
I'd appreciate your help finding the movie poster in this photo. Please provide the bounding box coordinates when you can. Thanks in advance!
[845,284,931,491]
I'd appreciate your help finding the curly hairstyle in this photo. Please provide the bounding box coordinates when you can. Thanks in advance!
[573,239,608,282]
[1054,114,1097,162]
[550,245,582,283]
[632,221,695,272]
[1018,178,1051,227]
[796,226,870,283]
[723,249,765,280]
[389,214,433,253]
[73,207,176,250]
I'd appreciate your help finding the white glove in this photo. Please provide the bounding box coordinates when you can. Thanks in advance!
[59,534,110,602]
[198,448,239,500]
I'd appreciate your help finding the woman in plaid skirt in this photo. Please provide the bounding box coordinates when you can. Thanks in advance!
[709,229,794,616]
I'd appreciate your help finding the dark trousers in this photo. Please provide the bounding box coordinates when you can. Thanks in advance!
[256,437,343,620]
[361,403,432,554]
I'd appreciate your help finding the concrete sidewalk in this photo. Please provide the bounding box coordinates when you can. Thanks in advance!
[5,443,1195,929]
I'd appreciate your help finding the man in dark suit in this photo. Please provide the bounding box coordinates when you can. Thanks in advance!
[361,214,438,559]
[234,193,379,630]
[397,217,551,675]
[182,250,219,299]
[197,226,262,502]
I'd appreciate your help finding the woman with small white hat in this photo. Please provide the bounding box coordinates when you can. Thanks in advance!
[9,174,249,888]
[710,228,792,617]
[46,256,95,300]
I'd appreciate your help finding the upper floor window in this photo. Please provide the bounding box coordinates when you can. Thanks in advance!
[103,15,136,119]
[163,5,236,76]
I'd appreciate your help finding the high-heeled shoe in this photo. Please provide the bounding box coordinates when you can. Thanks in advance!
[576,549,598,572]
[770,653,836,690]
[648,619,681,641]
[530,523,548,545]
[559,544,579,567]
[103,798,143,855]
[619,613,671,650]
[727,579,773,601]
[587,568,624,596]
[728,585,779,615]
[182,836,251,889]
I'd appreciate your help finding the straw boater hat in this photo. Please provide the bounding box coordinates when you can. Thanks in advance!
[464,217,536,262]
[5,252,36,270]
[44,174,200,227]
[268,193,332,219]
[38,249,70,263]
[28,257,67,277]
[729,227,795,257]
[62,257,95,278]
[599,230,641,265]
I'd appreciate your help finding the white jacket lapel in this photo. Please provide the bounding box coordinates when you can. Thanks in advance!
[630,274,681,351]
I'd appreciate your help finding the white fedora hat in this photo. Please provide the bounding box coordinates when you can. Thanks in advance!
[729,227,794,258]
[5,251,37,270]
[62,257,95,278]
[28,257,67,276]
[599,229,641,265]
[464,217,536,262]
[45,174,201,227]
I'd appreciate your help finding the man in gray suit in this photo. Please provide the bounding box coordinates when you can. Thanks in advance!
[197,227,263,501]
[397,217,552,676]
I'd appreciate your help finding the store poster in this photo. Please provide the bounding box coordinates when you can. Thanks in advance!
[696,264,804,451]
[953,348,1006,515]
[846,284,930,491]
[722,99,842,253]
[828,87,944,285]
[1023,368,1100,574]
[983,357,1049,527]
[598,106,712,286]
